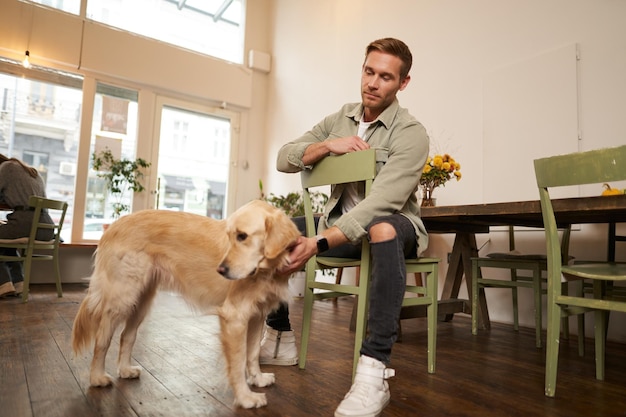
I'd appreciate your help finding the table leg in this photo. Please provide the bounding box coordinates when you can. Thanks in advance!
[440,232,490,328]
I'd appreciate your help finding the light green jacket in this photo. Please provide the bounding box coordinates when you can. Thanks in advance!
[276,99,430,255]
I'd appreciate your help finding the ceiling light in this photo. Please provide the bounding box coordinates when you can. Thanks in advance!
[23,50,31,69]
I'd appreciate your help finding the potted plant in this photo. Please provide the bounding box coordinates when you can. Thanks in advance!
[258,180,328,217]
[91,149,151,220]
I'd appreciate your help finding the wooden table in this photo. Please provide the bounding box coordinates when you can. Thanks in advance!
[400,195,626,327]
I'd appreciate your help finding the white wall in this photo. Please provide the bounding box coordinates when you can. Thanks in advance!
[264,0,626,341]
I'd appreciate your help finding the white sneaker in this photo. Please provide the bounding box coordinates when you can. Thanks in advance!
[334,355,394,417]
[259,325,298,366]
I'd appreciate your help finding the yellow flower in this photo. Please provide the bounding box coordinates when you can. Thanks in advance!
[420,152,462,191]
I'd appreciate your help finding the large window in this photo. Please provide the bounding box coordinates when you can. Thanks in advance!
[0,62,83,234]
[84,83,140,240]
[28,0,81,15]
[26,0,245,64]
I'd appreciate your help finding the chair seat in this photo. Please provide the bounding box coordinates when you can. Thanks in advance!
[0,238,56,245]
[486,251,547,261]
[316,256,362,268]
[563,263,626,280]
[0,237,30,244]
[406,257,441,264]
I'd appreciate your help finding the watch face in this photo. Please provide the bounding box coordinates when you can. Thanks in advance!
[317,237,329,253]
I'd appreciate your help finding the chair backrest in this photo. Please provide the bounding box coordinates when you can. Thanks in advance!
[500,224,571,263]
[534,145,626,270]
[27,195,68,248]
[300,149,377,239]
[608,222,626,262]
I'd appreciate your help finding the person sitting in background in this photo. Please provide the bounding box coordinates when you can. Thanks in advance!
[0,154,53,298]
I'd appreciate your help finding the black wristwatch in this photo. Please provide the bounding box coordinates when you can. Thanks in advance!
[316,235,329,253]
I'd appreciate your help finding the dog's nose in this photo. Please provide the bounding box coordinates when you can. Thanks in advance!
[217,264,228,276]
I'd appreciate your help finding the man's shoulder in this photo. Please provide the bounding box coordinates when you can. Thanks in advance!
[320,102,361,125]
[380,100,423,130]
[395,105,418,122]
[336,102,362,115]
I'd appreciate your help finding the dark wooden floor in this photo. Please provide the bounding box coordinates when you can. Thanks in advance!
[2,284,626,417]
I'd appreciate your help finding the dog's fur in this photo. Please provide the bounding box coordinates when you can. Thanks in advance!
[71,200,301,408]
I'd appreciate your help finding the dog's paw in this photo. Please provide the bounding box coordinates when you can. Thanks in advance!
[247,372,275,387]
[90,372,114,387]
[118,365,141,379]
[234,392,268,409]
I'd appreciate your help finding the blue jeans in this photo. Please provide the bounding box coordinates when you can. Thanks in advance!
[0,249,24,285]
[266,214,418,365]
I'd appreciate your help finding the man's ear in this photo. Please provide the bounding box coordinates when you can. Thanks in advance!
[399,74,411,91]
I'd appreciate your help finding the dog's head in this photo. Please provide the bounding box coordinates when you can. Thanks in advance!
[217,199,301,280]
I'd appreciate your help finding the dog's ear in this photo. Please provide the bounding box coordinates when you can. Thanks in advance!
[264,210,299,260]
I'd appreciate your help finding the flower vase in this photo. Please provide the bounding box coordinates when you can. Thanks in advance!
[421,187,437,207]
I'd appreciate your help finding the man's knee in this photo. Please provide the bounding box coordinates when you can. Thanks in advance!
[369,222,397,243]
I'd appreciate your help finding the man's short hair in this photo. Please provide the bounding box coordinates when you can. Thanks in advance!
[365,38,413,81]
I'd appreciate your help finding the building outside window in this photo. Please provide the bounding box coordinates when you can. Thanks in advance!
[0,67,82,232]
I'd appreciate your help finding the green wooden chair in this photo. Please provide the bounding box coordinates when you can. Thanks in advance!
[534,145,626,397]
[471,225,582,350]
[298,149,440,377]
[0,196,68,302]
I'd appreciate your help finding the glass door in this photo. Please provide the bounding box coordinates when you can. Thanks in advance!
[153,99,237,219]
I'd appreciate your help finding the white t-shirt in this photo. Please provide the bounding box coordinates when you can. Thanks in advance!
[341,117,374,213]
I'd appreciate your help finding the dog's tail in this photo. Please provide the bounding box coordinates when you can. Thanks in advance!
[71,291,100,354]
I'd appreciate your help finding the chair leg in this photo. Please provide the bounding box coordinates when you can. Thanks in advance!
[349,266,361,331]
[334,267,343,284]
[545,292,563,397]
[512,271,520,332]
[593,281,606,380]
[532,267,543,349]
[351,265,370,379]
[561,281,570,339]
[414,271,423,286]
[471,261,480,336]
[575,280,585,357]
[595,309,607,380]
[298,266,316,370]
[53,248,63,298]
[22,256,31,303]
[333,268,343,305]
[426,266,438,374]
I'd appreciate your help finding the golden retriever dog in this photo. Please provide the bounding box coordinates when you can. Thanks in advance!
[71,200,300,409]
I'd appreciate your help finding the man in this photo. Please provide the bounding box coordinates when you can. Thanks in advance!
[261,38,430,417]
